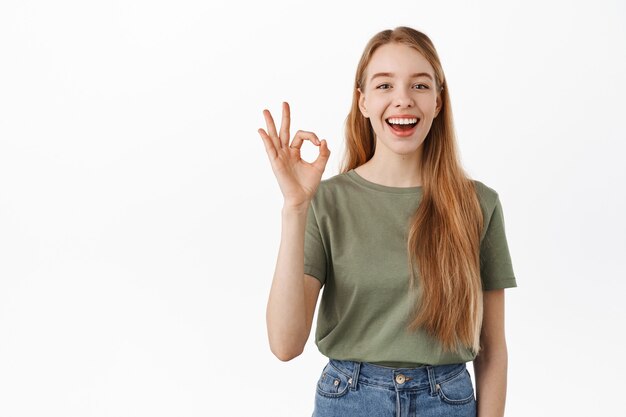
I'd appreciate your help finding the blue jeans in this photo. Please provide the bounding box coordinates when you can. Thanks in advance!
[313,358,476,417]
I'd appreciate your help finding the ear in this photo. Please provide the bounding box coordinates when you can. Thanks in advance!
[434,89,443,118]
[357,87,369,118]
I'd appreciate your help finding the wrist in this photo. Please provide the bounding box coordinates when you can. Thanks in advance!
[282,201,310,215]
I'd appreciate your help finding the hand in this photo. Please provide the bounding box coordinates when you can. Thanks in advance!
[258,102,331,209]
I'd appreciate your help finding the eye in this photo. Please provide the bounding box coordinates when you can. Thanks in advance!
[375,83,429,90]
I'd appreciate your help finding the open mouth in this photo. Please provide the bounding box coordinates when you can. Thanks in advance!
[386,118,420,132]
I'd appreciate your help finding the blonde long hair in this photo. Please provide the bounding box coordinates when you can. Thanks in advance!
[340,27,485,356]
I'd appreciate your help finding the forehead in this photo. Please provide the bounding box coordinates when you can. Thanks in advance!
[366,43,435,79]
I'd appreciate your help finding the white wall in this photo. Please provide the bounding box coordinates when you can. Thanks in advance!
[1,0,624,415]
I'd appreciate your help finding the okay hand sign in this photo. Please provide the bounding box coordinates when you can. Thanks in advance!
[258,102,331,210]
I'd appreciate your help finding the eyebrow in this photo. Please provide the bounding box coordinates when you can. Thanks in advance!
[370,72,434,81]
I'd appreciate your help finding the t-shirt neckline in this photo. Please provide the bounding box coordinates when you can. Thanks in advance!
[346,169,423,194]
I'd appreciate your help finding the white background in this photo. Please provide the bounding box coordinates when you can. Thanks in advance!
[1,0,625,416]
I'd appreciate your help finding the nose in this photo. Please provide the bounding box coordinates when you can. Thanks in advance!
[393,87,414,107]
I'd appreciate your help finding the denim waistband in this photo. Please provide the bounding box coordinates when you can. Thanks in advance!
[329,358,468,391]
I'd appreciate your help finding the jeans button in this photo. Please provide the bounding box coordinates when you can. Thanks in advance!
[395,374,406,384]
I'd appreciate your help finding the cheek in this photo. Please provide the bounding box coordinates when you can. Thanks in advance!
[369,103,387,119]
[418,96,438,112]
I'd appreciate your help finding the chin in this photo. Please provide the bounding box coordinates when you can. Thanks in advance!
[388,143,422,156]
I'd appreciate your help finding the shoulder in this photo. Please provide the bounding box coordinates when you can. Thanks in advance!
[470,179,500,213]
[319,171,353,189]
[308,171,360,219]
[470,179,505,237]
[311,171,353,201]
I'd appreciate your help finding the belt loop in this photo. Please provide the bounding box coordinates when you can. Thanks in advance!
[350,361,361,391]
[426,365,438,396]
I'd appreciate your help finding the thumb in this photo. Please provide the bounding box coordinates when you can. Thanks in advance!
[312,139,331,171]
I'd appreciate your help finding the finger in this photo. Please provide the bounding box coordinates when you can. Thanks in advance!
[279,102,290,148]
[289,130,321,151]
[312,139,331,171]
[258,128,278,160]
[263,109,281,149]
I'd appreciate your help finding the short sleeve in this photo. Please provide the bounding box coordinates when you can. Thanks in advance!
[304,202,327,286]
[480,195,518,291]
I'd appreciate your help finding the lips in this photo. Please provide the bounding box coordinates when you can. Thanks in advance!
[385,118,420,137]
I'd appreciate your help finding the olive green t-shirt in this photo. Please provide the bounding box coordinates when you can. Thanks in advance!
[304,168,518,367]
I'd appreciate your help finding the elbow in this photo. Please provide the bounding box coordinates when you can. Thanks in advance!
[266,315,308,361]
[274,351,301,362]
[269,342,305,362]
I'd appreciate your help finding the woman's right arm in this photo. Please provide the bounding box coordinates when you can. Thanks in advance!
[257,102,330,361]
[266,203,323,361]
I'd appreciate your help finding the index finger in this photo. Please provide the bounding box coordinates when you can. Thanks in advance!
[263,109,279,137]
[279,102,290,148]
[262,109,280,149]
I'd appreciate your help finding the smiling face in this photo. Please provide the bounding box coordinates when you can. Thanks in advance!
[358,42,442,156]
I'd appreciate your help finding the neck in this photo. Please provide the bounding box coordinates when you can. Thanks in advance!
[356,143,424,187]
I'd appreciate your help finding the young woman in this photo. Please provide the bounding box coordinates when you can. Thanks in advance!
[258,26,517,417]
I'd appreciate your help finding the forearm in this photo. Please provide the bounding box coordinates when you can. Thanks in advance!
[266,204,309,360]
[473,348,508,417]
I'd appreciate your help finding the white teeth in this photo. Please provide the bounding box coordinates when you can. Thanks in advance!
[387,117,418,125]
